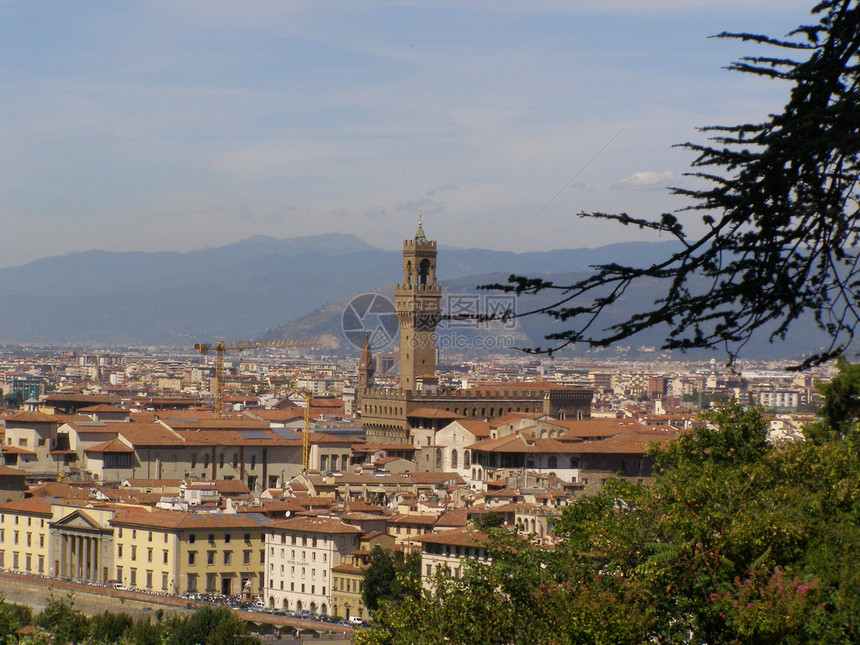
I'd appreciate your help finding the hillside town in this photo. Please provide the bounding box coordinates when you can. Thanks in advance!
[0,224,835,631]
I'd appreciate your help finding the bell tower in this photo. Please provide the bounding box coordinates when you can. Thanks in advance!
[396,213,441,392]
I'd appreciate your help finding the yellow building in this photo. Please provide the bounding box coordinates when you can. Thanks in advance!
[110,510,268,596]
[0,499,53,576]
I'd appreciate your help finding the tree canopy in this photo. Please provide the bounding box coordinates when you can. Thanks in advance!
[357,399,860,645]
[484,0,860,369]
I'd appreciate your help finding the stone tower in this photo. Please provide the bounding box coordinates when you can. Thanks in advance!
[395,214,441,392]
[357,332,375,391]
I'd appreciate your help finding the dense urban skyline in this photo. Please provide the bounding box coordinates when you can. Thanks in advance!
[2,1,811,268]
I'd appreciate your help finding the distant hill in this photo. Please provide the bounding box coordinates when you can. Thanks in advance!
[0,234,682,346]
[261,271,841,364]
[0,233,840,362]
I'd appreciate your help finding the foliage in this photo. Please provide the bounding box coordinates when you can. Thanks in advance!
[87,610,133,644]
[35,595,89,644]
[810,356,860,442]
[162,606,257,645]
[3,602,260,645]
[0,598,32,639]
[362,547,421,612]
[358,398,860,644]
[482,0,860,368]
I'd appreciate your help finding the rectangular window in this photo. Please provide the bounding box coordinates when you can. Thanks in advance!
[207,551,215,565]
[186,573,197,592]
[189,534,196,544]
[243,550,251,565]
[206,573,216,592]
[223,551,232,565]
[224,534,231,543]
[117,566,123,581]
[131,545,137,559]
[146,570,153,589]
[147,548,153,563]
[130,568,137,586]
[259,550,264,564]
[163,550,168,564]
[38,555,44,573]
[188,551,196,565]
[162,573,168,592]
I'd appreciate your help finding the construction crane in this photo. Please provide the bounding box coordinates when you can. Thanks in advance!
[193,339,319,418]
[295,389,313,472]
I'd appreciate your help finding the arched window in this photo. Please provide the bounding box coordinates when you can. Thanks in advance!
[418,259,431,286]
[548,456,557,469]
[464,450,471,468]
[406,261,412,286]
[451,450,458,469]
[435,448,442,469]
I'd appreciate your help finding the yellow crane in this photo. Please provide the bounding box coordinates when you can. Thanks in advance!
[193,339,318,418]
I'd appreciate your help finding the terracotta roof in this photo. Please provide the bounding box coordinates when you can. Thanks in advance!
[331,563,366,574]
[467,433,582,454]
[111,510,270,530]
[117,423,184,447]
[389,514,439,526]
[268,516,362,534]
[451,419,492,438]
[162,418,269,431]
[0,499,53,515]
[413,527,489,547]
[188,480,251,495]
[409,472,465,485]
[26,482,92,499]
[434,508,468,528]
[245,409,307,422]
[5,411,86,424]
[45,393,112,404]
[0,466,26,477]
[79,405,129,413]
[1,445,36,455]
[487,412,542,428]
[85,438,134,454]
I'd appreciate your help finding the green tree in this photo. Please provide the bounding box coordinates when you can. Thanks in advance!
[810,356,860,442]
[162,606,258,645]
[35,595,89,644]
[87,610,132,644]
[484,0,860,369]
[358,400,860,644]
[362,547,421,612]
[0,598,32,640]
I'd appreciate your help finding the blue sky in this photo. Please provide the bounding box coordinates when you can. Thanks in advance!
[1,1,813,267]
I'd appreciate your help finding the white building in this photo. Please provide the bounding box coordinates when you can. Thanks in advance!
[264,516,362,616]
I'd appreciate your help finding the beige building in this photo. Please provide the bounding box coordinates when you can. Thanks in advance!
[110,510,269,596]
[414,527,490,588]
[0,499,53,576]
[264,516,362,616]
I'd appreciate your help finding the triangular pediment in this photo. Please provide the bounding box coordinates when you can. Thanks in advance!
[51,509,106,531]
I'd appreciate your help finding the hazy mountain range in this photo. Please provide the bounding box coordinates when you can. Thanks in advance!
[0,233,836,362]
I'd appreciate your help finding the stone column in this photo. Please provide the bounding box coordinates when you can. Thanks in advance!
[60,534,67,577]
[77,535,83,578]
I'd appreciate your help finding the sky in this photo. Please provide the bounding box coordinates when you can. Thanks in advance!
[0,1,815,268]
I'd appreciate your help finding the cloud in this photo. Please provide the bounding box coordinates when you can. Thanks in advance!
[426,183,460,196]
[614,171,673,191]
[363,206,388,218]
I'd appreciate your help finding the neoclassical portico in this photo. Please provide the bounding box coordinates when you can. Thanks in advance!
[50,510,113,582]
